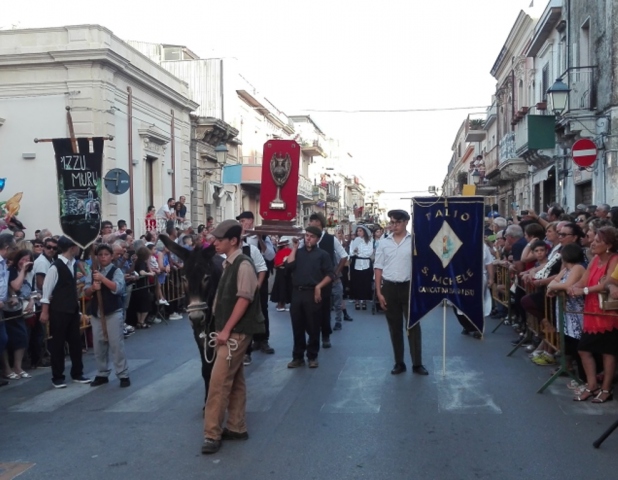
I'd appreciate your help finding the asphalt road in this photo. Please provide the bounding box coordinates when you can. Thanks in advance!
[1,303,618,480]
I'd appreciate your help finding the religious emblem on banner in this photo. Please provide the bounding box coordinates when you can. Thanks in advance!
[52,137,105,249]
[269,153,291,210]
[429,222,463,268]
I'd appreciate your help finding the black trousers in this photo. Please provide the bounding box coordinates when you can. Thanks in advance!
[320,286,332,339]
[49,310,84,381]
[290,289,322,361]
[253,281,271,343]
[382,281,422,366]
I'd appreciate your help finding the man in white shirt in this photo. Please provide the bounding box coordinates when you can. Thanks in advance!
[374,210,428,376]
[157,198,176,221]
[40,236,91,388]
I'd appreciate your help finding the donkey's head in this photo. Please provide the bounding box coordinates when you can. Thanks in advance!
[159,235,222,326]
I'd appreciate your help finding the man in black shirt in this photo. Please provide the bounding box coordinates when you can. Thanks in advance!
[285,226,334,369]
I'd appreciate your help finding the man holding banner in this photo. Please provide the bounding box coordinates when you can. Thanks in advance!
[374,210,428,375]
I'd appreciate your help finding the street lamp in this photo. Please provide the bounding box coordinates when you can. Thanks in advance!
[547,78,570,116]
[471,169,481,185]
[214,142,228,164]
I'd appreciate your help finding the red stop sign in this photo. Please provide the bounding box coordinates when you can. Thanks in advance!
[572,138,598,168]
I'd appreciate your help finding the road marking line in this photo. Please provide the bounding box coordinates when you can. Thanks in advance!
[105,359,201,412]
[0,462,35,480]
[320,357,385,413]
[7,359,152,413]
[433,356,502,414]
[246,359,292,413]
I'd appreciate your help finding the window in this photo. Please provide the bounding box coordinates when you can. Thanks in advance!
[541,64,550,101]
[580,19,591,66]
[145,156,156,207]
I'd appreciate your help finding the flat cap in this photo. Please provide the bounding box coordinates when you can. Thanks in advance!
[211,219,242,239]
[57,235,76,250]
[387,209,410,221]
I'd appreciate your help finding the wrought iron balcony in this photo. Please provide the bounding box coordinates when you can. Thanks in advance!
[562,66,597,113]
[298,175,313,201]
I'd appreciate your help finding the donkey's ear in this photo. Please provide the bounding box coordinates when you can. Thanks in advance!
[201,243,217,259]
[159,234,190,262]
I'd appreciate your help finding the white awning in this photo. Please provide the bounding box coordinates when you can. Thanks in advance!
[532,165,554,185]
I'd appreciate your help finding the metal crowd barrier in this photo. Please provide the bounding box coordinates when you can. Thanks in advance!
[491,263,512,333]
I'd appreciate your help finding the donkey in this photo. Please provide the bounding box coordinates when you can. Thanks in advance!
[159,235,223,404]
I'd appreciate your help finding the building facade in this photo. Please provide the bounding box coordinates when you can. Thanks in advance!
[0,26,197,235]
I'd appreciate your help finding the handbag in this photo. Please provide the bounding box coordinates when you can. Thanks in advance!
[597,255,618,310]
[598,291,618,310]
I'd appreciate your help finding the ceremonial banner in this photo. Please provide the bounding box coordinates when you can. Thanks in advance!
[52,137,104,249]
[259,140,300,221]
[409,196,485,331]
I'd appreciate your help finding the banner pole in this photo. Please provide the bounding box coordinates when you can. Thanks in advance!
[442,299,447,377]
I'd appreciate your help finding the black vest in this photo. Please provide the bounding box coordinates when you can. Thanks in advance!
[89,266,123,316]
[318,232,336,265]
[49,259,78,314]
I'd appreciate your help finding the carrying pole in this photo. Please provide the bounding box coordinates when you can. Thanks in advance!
[442,299,447,377]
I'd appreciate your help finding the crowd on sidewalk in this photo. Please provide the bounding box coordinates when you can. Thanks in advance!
[485,202,618,404]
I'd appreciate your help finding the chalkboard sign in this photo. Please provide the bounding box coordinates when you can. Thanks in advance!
[53,137,104,249]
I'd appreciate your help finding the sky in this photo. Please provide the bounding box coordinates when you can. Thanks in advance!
[2,0,537,212]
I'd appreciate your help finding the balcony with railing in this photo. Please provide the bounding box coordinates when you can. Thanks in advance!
[312,185,327,203]
[484,146,498,175]
[562,66,597,113]
[301,138,326,158]
[499,133,517,163]
[298,175,313,201]
[326,180,340,202]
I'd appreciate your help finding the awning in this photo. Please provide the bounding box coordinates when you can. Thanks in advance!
[532,165,554,185]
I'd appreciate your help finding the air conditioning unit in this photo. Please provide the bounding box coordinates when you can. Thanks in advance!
[428,186,436,193]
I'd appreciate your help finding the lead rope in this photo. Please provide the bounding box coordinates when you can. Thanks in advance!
[200,331,239,366]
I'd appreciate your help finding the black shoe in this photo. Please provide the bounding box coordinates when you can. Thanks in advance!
[343,314,353,321]
[90,376,109,387]
[413,365,429,375]
[333,322,342,331]
[201,438,222,454]
[471,331,483,339]
[308,359,319,368]
[0,379,8,387]
[222,428,249,441]
[260,341,275,354]
[72,376,92,384]
[391,363,406,375]
[120,378,131,388]
[287,359,305,368]
[52,379,67,389]
[322,337,331,348]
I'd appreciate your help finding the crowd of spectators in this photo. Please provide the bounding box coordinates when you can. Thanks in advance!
[487,202,618,403]
[0,196,221,387]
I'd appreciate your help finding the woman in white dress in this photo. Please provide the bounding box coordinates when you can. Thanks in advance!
[349,226,374,310]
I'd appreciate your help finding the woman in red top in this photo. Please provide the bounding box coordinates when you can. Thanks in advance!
[570,226,618,403]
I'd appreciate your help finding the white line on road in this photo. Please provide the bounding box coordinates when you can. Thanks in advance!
[320,357,386,413]
[9,359,152,413]
[105,359,201,412]
[433,356,502,414]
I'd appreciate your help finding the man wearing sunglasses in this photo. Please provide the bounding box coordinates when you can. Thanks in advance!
[33,238,58,292]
